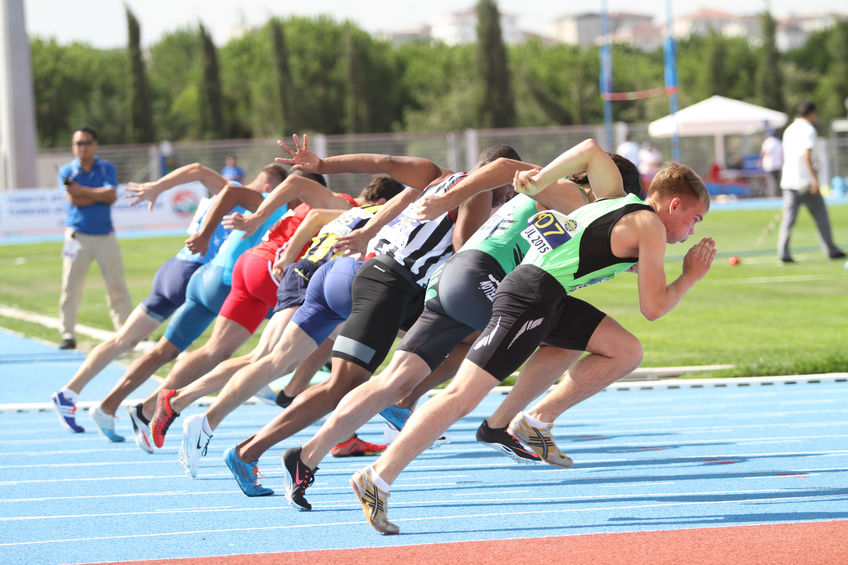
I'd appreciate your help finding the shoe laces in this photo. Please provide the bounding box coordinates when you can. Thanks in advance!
[251,464,267,487]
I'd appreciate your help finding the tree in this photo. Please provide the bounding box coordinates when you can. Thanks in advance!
[475,0,515,128]
[126,7,155,142]
[270,18,294,134]
[148,28,203,140]
[199,24,225,139]
[755,11,784,111]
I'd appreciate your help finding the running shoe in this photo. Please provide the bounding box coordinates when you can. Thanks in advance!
[88,404,125,442]
[384,421,449,449]
[350,466,398,535]
[331,435,386,457]
[128,403,154,453]
[179,414,212,479]
[151,389,179,448]
[252,385,277,406]
[282,447,317,511]
[430,434,451,449]
[275,390,296,408]
[51,390,84,433]
[223,446,273,497]
[475,419,540,464]
[383,421,400,444]
[378,405,412,430]
[507,412,573,468]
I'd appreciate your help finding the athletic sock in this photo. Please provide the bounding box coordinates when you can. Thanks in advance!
[61,388,79,403]
[276,390,296,408]
[369,466,390,493]
[523,412,552,429]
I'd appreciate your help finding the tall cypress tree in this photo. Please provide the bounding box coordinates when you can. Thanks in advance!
[199,24,225,139]
[126,7,154,142]
[476,0,515,128]
[270,19,294,134]
[756,10,784,111]
[343,27,367,133]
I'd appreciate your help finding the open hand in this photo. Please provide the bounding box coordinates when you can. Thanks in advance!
[275,133,321,172]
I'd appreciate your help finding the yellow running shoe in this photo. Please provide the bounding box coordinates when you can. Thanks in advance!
[350,466,399,535]
[508,411,573,468]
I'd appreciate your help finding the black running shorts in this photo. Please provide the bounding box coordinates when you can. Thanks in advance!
[465,264,606,382]
[331,255,425,373]
[397,250,505,371]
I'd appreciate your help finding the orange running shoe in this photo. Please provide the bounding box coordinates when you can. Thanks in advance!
[151,389,180,448]
[331,435,386,457]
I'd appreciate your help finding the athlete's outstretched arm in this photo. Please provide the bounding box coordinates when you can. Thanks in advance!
[515,139,624,199]
[277,133,450,190]
[125,162,229,210]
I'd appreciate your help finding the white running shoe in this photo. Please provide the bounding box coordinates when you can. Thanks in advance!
[127,403,154,453]
[252,385,277,406]
[179,414,212,478]
[383,421,449,449]
[89,405,125,443]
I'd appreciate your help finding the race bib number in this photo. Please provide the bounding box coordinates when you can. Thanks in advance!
[326,207,372,237]
[521,211,580,255]
[376,214,421,252]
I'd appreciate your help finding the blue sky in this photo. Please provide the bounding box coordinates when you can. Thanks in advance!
[23,0,847,49]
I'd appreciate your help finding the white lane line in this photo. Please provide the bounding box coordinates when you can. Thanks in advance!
[3,491,846,548]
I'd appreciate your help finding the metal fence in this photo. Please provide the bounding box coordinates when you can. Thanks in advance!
[30,122,848,197]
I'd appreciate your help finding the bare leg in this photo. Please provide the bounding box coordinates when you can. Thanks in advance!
[167,308,298,413]
[99,337,181,417]
[486,345,581,428]
[143,317,251,402]
[301,350,431,468]
[205,322,324,430]
[372,359,499,486]
[66,306,161,395]
[282,337,334,397]
[238,358,371,461]
[526,317,642,423]
[394,342,470,410]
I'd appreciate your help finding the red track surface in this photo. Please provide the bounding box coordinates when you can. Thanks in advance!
[93,519,848,565]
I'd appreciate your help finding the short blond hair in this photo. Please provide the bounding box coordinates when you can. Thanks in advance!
[648,162,710,211]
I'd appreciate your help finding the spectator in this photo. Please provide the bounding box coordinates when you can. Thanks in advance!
[637,142,662,176]
[221,156,245,184]
[777,101,845,263]
[616,135,640,168]
[760,129,783,197]
[56,126,132,350]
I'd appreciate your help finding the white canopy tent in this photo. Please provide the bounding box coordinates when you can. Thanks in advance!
[649,95,788,167]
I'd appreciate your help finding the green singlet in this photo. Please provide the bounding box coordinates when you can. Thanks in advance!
[521,193,651,293]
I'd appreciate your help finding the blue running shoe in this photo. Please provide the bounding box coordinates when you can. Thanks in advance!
[51,390,84,433]
[224,446,273,497]
[378,405,412,430]
[89,405,125,442]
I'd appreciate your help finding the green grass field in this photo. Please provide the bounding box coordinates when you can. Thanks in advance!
[0,202,846,379]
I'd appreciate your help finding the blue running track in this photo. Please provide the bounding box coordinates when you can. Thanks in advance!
[1,329,847,564]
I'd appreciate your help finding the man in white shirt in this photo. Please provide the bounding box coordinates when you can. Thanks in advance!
[616,135,639,168]
[777,101,845,263]
[760,130,782,197]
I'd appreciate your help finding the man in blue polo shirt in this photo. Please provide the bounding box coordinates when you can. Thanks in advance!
[56,126,132,351]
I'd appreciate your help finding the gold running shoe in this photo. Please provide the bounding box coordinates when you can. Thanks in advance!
[350,466,399,535]
[508,411,573,468]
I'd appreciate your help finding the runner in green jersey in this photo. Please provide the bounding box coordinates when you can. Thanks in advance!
[353,156,715,534]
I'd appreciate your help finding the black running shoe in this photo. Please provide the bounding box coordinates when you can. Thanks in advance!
[282,447,317,511]
[476,419,541,463]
